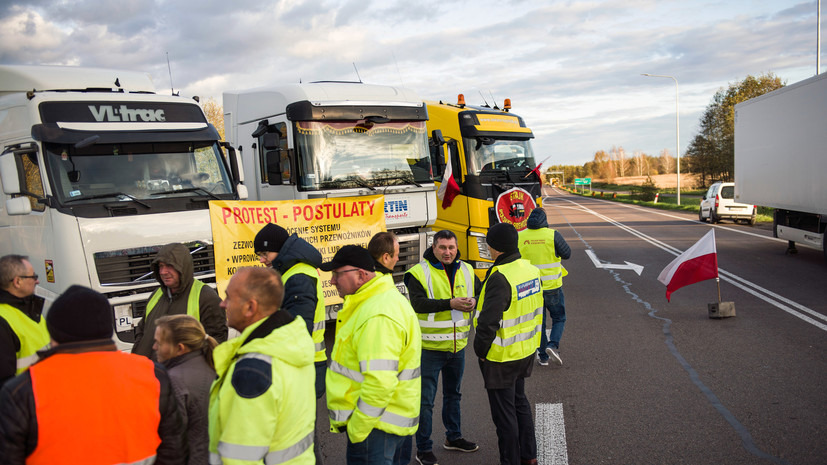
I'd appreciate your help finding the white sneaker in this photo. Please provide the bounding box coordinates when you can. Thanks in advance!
[545,347,563,365]
[536,353,549,366]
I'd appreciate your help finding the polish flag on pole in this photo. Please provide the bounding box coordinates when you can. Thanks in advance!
[437,157,461,209]
[657,229,719,302]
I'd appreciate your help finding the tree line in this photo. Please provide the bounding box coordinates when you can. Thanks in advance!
[548,72,784,188]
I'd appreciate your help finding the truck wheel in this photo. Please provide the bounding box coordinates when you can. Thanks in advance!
[698,209,706,222]
[710,211,720,224]
[748,217,756,226]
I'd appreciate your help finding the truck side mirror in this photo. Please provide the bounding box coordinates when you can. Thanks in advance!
[6,196,32,215]
[262,133,281,150]
[431,129,445,146]
[0,152,23,195]
[266,151,283,186]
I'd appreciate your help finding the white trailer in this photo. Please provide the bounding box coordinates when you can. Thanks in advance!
[0,65,243,350]
[734,72,827,261]
[223,82,438,304]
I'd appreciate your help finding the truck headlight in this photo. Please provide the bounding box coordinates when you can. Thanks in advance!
[476,235,492,260]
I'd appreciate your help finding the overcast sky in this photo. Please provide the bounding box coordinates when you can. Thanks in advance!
[0,0,819,166]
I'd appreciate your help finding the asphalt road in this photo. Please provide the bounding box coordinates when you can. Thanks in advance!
[316,187,827,465]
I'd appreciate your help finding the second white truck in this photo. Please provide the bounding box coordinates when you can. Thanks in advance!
[223,82,438,298]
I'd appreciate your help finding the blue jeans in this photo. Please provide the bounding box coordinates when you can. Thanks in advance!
[346,428,408,465]
[416,348,465,452]
[538,288,566,360]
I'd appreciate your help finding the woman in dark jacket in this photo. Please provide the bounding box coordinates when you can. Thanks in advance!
[154,315,217,465]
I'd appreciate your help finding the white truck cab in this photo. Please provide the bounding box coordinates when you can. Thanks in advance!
[0,65,242,350]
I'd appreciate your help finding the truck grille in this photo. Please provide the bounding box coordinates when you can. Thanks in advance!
[94,242,215,286]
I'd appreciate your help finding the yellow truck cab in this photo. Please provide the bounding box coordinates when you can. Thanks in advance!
[425,95,542,280]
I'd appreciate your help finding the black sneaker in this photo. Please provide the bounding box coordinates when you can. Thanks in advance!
[416,450,439,465]
[443,437,479,452]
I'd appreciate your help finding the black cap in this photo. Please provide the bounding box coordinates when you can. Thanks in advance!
[486,222,519,254]
[254,223,289,253]
[319,245,375,272]
[47,285,113,343]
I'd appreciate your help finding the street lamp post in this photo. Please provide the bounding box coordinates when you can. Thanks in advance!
[642,73,681,205]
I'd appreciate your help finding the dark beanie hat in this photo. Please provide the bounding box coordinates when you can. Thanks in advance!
[487,222,519,254]
[319,245,375,272]
[527,207,548,229]
[254,223,290,253]
[47,285,113,343]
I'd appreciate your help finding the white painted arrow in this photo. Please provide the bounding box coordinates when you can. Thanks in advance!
[585,249,644,275]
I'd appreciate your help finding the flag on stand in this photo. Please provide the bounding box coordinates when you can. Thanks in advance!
[657,229,719,302]
[437,157,461,209]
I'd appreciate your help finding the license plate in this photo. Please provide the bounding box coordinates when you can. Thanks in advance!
[114,304,134,332]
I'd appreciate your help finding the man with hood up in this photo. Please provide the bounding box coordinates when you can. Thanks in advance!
[133,243,226,358]
[517,207,571,366]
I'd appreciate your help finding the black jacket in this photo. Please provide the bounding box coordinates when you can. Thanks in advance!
[133,244,226,358]
[164,350,216,465]
[473,250,534,390]
[0,289,45,388]
[0,340,186,464]
[403,248,482,314]
[271,234,323,335]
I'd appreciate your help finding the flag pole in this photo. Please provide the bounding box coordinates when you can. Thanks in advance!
[716,277,721,303]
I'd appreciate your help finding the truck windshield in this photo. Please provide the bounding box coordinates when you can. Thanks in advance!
[295,120,433,190]
[464,137,537,175]
[44,141,233,204]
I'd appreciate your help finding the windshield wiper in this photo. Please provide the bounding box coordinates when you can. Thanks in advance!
[349,177,376,191]
[63,192,150,209]
[149,186,220,200]
[375,175,422,187]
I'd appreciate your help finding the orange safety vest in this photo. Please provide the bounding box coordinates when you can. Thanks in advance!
[28,351,162,465]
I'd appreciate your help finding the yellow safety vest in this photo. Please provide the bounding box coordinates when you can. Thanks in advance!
[518,227,568,290]
[474,260,543,363]
[209,316,316,465]
[326,273,422,443]
[0,303,50,374]
[405,260,474,353]
[145,279,205,321]
[282,263,327,363]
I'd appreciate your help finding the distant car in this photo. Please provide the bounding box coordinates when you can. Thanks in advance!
[699,182,756,225]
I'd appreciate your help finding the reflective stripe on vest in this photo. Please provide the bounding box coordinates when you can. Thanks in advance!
[406,260,474,352]
[28,352,162,465]
[474,259,543,363]
[518,227,568,290]
[0,303,50,374]
[212,430,313,465]
[282,263,327,362]
[145,279,205,321]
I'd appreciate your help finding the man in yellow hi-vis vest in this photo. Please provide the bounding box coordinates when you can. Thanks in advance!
[404,230,481,465]
[210,266,316,465]
[322,245,422,465]
[255,223,328,465]
[133,243,226,359]
[474,223,543,465]
[0,255,50,388]
[518,208,571,366]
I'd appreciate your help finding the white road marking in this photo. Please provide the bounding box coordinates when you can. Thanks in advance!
[584,249,644,275]
[546,196,827,332]
[536,402,568,465]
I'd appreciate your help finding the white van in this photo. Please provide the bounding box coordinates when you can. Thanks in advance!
[699,182,756,225]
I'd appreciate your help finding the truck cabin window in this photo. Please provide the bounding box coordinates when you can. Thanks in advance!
[44,141,233,204]
[464,138,536,175]
[295,120,433,190]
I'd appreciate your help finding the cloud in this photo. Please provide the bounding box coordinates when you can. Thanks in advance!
[0,0,816,165]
